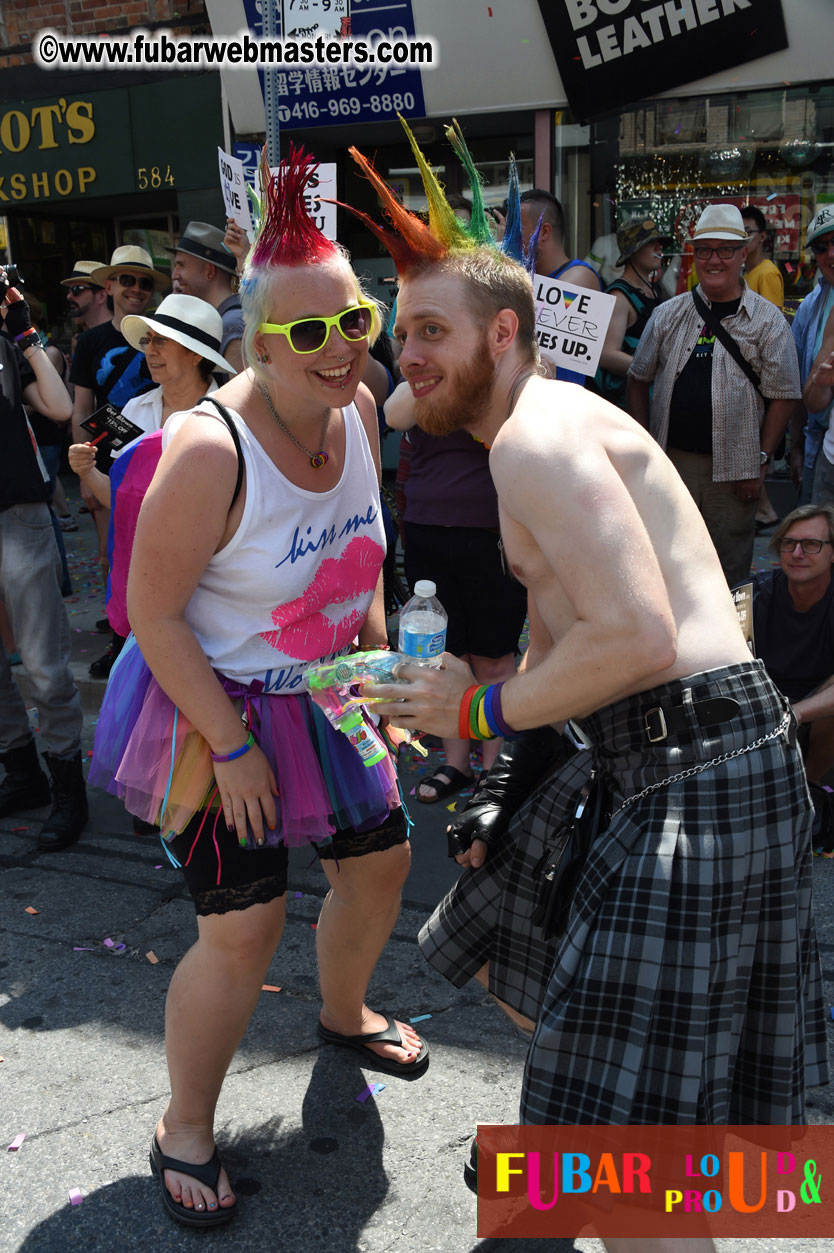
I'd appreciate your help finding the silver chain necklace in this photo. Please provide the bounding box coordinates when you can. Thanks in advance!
[259,382,330,469]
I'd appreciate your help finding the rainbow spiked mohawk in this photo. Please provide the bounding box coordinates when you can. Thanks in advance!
[249,142,338,268]
[340,116,532,277]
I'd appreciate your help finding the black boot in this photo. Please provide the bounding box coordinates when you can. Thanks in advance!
[38,752,88,851]
[0,739,51,817]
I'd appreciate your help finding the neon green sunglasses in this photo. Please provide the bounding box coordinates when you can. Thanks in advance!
[259,300,375,354]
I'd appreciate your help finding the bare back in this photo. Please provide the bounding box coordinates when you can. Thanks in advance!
[490,378,750,721]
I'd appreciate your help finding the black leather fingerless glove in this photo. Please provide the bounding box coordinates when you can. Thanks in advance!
[446,726,577,858]
[3,296,33,340]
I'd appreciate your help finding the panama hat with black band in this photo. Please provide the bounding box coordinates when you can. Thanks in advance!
[121,293,234,373]
[165,221,238,275]
[60,260,106,289]
[89,245,171,292]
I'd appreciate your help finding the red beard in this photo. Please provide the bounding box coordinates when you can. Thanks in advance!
[413,331,496,437]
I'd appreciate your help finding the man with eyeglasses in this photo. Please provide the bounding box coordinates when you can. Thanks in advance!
[791,207,834,501]
[59,260,110,332]
[751,506,834,822]
[628,203,800,587]
[69,246,170,676]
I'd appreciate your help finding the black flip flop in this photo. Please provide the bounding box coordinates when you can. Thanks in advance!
[416,765,473,804]
[317,1014,429,1076]
[149,1134,236,1228]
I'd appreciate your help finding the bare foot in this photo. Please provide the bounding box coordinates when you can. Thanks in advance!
[155,1117,236,1216]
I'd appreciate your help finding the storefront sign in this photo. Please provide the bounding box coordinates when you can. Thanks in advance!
[282,0,349,40]
[535,0,789,122]
[533,273,615,377]
[242,0,426,127]
[1,78,222,207]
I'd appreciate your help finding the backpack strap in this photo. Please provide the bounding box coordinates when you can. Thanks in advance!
[197,395,244,507]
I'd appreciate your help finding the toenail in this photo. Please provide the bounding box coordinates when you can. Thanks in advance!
[209,1202,217,1209]
[196,1204,204,1210]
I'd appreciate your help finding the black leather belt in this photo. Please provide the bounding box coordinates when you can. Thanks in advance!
[643,697,741,743]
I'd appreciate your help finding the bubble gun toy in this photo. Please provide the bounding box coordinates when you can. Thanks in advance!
[303,650,407,767]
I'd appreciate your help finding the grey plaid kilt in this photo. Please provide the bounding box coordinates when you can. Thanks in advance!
[418,660,829,1126]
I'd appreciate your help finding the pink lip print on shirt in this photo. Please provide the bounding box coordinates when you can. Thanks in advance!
[259,534,385,659]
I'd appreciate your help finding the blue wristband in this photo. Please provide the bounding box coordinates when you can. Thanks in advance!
[210,731,255,763]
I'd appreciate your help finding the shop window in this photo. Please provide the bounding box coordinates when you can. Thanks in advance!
[593,82,834,311]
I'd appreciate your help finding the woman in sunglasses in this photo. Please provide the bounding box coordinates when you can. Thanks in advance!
[89,148,424,1229]
[67,293,234,679]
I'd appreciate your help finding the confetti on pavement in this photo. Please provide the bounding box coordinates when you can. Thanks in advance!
[261,984,282,993]
[69,1188,83,1206]
[355,1082,386,1103]
[409,1014,432,1024]
[8,1134,25,1151]
[24,906,38,915]
[146,951,159,964]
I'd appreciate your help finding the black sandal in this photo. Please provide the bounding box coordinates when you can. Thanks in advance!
[317,1015,429,1076]
[416,765,473,804]
[149,1134,236,1228]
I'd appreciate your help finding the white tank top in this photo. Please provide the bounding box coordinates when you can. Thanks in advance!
[162,401,386,689]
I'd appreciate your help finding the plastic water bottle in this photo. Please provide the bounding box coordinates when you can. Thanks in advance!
[398,579,447,667]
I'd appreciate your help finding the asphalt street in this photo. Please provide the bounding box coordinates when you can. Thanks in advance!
[2,483,833,1252]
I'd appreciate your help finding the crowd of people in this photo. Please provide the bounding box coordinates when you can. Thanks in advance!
[1,126,832,1244]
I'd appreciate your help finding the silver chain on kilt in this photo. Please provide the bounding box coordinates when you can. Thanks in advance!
[609,711,793,819]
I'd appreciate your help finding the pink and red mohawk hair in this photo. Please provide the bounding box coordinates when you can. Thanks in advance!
[250,142,338,268]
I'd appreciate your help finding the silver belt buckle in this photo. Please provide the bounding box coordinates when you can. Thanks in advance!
[644,707,668,742]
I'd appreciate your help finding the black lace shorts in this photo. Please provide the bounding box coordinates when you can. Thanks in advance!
[168,807,408,917]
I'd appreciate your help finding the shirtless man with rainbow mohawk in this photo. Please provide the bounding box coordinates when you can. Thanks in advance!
[353,119,828,1252]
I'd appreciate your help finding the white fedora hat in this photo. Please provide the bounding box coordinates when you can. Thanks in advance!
[121,294,234,373]
[692,204,748,243]
[89,245,171,291]
[60,259,107,288]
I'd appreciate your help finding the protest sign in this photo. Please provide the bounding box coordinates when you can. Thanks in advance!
[218,147,254,237]
[302,161,337,240]
[533,273,615,378]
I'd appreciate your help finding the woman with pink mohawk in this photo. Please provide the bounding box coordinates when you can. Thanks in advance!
[90,145,426,1228]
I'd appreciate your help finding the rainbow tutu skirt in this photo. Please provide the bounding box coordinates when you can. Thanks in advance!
[88,634,401,850]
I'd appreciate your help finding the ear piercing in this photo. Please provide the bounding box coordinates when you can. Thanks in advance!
[256,352,270,364]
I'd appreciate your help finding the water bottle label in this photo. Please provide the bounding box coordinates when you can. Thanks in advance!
[400,630,446,659]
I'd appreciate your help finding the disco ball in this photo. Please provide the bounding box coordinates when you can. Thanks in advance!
[700,147,756,181]
[779,139,822,169]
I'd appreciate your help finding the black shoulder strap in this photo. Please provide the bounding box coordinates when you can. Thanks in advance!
[692,289,763,398]
[197,395,244,507]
